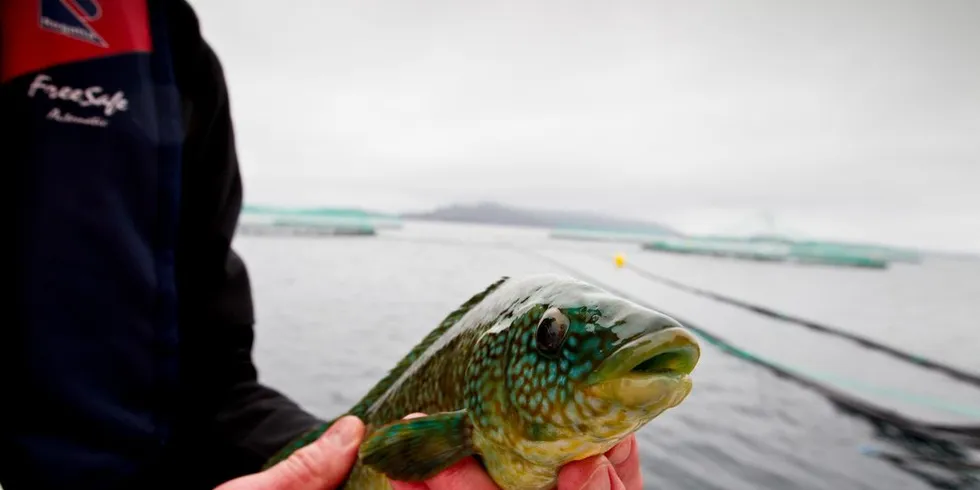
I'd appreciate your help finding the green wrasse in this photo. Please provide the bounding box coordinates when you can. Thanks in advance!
[264,274,701,489]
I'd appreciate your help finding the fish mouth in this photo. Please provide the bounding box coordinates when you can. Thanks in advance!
[585,327,700,408]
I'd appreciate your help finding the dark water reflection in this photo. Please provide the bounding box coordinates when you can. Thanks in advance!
[237,223,980,489]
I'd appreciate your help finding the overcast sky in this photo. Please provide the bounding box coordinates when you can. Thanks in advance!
[186,0,978,253]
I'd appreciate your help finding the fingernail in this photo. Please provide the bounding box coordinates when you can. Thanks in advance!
[582,462,612,490]
[606,438,632,466]
[326,416,360,446]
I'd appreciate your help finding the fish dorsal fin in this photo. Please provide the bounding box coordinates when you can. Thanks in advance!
[347,276,511,418]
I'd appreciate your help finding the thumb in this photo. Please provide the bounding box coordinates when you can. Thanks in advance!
[216,415,366,490]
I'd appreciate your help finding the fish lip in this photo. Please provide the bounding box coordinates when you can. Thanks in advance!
[586,327,700,386]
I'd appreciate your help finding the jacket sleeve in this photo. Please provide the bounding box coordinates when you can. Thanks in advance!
[165,0,327,483]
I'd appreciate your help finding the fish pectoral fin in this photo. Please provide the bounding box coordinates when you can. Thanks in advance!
[358,410,477,482]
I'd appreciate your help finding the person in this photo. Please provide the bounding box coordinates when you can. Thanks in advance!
[0,1,643,489]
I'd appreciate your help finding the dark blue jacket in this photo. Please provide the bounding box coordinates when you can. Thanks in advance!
[0,1,322,488]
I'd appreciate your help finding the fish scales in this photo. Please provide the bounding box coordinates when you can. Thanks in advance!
[263,274,701,490]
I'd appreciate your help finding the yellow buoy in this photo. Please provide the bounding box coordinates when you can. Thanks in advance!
[614,253,626,268]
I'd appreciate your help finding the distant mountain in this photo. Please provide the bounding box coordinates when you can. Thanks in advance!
[400,202,678,235]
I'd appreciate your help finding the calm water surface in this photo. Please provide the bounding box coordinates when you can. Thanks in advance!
[235,222,980,489]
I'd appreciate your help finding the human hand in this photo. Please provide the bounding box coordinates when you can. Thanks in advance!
[214,415,366,490]
[388,413,642,490]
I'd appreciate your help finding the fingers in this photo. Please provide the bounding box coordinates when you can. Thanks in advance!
[388,480,429,490]
[605,436,633,467]
[557,455,625,490]
[389,458,501,490]
[604,436,642,490]
[416,456,501,490]
[257,415,366,490]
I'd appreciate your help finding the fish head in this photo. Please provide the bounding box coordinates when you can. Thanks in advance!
[470,276,700,473]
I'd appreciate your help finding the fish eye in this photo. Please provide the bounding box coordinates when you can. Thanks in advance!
[536,307,569,356]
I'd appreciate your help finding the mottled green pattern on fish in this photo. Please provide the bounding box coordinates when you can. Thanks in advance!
[263,274,700,490]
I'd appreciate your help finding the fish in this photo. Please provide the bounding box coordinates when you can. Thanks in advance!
[263,273,701,489]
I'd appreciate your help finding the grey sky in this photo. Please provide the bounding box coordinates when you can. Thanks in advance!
[187,0,979,253]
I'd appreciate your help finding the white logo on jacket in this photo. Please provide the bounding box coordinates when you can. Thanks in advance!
[27,73,129,127]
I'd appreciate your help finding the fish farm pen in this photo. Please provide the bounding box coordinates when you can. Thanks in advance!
[548,226,675,244]
[237,205,403,237]
[549,228,921,270]
[640,236,896,270]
